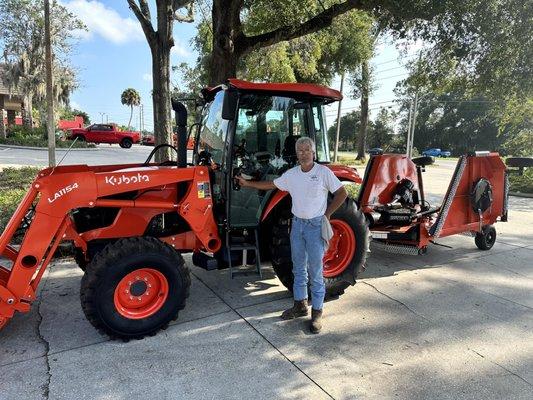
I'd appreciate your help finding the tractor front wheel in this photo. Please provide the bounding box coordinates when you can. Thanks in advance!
[475,225,496,250]
[271,198,370,299]
[80,237,190,340]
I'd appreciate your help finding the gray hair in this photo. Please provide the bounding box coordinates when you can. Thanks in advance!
[295,137,316,153]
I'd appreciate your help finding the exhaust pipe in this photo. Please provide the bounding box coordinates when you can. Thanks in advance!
[171,99,187,168]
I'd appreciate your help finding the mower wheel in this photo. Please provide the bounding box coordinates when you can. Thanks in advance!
[80,236,190,340]
[475,225,496,250]
[271,197,370,299]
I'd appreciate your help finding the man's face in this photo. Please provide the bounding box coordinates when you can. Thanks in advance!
[296,142,315,166]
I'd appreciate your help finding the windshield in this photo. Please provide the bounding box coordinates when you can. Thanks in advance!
[234,93,329,165]
[197,90,228,165]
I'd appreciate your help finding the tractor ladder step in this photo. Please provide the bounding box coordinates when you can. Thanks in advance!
[226,227,262,279]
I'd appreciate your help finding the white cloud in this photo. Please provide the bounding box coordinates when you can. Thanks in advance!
[142,73,152,82]
[70,100,82,110]
[64,0,144,44]
[171,40,191,58]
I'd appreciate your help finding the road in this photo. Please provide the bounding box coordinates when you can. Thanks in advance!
[1,148,532,399]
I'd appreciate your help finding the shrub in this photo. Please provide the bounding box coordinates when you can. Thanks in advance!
[509,168,533,194]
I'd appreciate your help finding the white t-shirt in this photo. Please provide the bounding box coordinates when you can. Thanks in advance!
[273,163,343,219]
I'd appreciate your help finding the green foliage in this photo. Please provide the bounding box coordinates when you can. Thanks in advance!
[344,182,361,199]
[0,0,85,109]
[59,108,90,125]
[509,169,533,194]
[0,166,40,234]
[121,88,141,128]
[0,126,92,148]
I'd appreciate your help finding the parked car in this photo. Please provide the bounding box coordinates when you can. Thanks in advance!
[368,147,383,156]
[422,148,451,158]
[142,133,195,150]
[67,124,140,148]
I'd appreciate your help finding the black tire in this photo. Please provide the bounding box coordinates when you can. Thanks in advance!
[475,225,496,250]
[80,237,190,340]
[74,247,88,271]
[120,138,133,149]
[270,197,370,299]
[74,135,85,142]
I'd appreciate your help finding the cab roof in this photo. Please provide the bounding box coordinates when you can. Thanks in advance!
[202,78,342,103]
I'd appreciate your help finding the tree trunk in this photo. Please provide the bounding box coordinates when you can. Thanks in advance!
[209,0,242,85]
[356,61,369,161]
[151,43,173,162]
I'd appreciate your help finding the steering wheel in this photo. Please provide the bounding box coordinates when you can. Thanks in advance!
[196,150,213,166]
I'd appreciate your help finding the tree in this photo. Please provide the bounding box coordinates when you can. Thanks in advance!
[206,0,482,85]
[0,0,84,128]
[127,0,194,161]
[121,88,141,129]
[327,111,361,151]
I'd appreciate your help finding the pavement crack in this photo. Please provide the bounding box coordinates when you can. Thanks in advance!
[470,349,533,387]
[362,282,430,321]
[190,270,336,400]
[36,270,51,399]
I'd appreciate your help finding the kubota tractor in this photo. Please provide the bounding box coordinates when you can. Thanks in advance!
[0,79,510,341]
[0,79,370,340]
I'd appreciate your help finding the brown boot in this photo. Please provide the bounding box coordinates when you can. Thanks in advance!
[281,300,308,320]
[309,309,323,334]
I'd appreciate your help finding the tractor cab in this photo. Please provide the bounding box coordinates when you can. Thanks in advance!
[192,79,340,228]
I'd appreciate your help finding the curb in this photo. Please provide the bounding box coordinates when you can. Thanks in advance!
[0,144,99,151]
[509,192,533,198]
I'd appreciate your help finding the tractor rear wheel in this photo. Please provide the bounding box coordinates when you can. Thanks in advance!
[80,237,190,340]
[475,225,496,250]
[271,198,370,299]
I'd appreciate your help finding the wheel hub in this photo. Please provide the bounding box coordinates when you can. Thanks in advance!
[113,268,169,320]
[323,219,356,278]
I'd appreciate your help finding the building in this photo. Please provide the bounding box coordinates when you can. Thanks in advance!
[0,64,24,138]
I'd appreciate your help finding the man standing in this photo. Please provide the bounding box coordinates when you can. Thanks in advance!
[237,137,347,333]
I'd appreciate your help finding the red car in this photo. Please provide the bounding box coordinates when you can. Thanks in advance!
[142,133,195,149]
[67,124,140,148]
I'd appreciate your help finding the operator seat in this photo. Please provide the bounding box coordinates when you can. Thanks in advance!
[282,135,301,164]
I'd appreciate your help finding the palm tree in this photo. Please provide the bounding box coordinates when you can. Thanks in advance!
[121,88,141,129]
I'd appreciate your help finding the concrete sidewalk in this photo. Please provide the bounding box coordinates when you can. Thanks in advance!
[1,226,532,399]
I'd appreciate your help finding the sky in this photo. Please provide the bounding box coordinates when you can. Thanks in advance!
[63,0,420,132]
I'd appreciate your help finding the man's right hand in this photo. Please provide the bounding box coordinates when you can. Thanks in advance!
[236,175,248,187]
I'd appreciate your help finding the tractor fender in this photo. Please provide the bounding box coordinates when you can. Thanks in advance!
[260,165,362,221]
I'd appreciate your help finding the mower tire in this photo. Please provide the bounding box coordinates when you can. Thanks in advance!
[80,236,190,340]
[271,197,370,299]
[475,225,496,250]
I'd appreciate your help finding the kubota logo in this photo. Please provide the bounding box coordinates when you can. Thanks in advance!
[48,182,79,204]
[104,173,150,186]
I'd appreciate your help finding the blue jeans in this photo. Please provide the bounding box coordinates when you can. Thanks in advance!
[290,216,326,310]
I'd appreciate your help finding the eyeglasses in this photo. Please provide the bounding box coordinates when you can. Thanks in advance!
[296,149,313,154]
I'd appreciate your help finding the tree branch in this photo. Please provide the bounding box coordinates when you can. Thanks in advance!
[174,2,195,23]
[237,0,367,53]
[127,0,155,42]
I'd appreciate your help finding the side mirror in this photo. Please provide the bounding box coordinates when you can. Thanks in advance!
[222,89,238,120]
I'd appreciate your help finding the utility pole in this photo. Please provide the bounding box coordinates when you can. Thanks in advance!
[99,112,105,123]
[408,92,419,158]
[44,0,55,167]
[406,99,414,157]
[333,71,345,163]
[139,104,142,135]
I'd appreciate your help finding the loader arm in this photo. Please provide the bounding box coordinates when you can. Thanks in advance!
[0,164,220,330]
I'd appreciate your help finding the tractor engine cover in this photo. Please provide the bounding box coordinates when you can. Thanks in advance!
[470,178,493,213]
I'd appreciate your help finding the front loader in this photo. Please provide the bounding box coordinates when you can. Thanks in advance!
[0,79,369,339]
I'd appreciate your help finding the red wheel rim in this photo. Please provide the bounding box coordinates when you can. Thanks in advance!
[113,268,169,320]
[323,220,356,278]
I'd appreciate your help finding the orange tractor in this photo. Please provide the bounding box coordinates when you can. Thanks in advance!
[0,79,509,340]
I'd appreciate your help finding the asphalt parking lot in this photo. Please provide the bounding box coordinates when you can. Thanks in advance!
[0,148,532,399]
